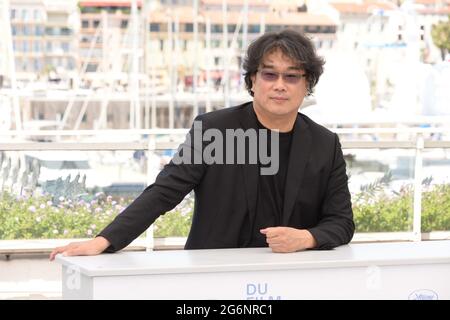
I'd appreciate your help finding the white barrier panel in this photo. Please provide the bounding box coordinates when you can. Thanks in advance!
[55,241,450,300]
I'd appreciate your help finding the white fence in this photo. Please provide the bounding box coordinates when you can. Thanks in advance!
[1,128,450,250]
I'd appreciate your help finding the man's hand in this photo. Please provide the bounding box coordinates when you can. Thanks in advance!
[49,236,111,261]
[260,227,317,253]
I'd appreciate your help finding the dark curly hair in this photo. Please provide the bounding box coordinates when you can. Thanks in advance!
[243,29,325,97]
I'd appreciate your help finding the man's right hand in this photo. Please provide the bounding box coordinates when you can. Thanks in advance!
[49,236,111,261]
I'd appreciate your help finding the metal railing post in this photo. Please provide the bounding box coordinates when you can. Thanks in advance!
[413,134,424,242]
[145,136,157,251]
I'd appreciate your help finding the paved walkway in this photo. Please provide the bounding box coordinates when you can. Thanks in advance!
[0,237,186,300]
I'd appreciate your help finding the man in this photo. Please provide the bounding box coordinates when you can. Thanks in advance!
[50,29,354,260]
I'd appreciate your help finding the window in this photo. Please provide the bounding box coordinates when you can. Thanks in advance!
[160,39,164,50]
[82,20,89,28]
[10,9,16,20]
[23,41,29,52]
[121,20,128,29]
[248,24,260,33]
[266,25,281,32]
[323,26,334,33]
[23,25,31,36]
[34,58,41,71]
[68,58,75,69]
[33,9,40,21]
[45,27,54,35]
[36,25,44,36]
[211,40,220,48]
[93,20,100,28]
[86,63,98,72]
[211,24,222,33]
[34,40,41,52]
[46,42,52,52]
[185,23,193,32]
[227,24,237,33]
[80,7,102,14]
[61,27,72,36]
[12,25,18,35]
[150,23,160,32]
[61,42,69,52]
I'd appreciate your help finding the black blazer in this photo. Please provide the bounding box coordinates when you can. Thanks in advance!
[99,102,354,251]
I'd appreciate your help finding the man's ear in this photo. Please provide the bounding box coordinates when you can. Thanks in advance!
[250,74,256,92]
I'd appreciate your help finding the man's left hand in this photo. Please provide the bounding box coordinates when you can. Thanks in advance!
[260,227,317,253]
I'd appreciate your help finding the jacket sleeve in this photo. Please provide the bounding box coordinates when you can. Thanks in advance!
[97,116,208,252]
[308,134,355,250]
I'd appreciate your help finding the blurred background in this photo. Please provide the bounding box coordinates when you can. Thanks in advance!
[0,0,449,299]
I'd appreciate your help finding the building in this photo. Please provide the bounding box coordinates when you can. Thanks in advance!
[7,0,79,84]
[41,0,338,130]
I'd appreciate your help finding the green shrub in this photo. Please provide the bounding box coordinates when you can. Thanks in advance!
[0,192,130,239]
[353,183,450,233]
[0,191,194,240]
[421,184,450,232]
[353,185,414,232]
[153,196,194,238]
[0,183,449,240]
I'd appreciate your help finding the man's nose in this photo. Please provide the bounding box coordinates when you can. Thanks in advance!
[273,76,287,91]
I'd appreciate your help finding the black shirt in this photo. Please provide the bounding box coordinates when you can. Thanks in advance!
[238,119,293,247]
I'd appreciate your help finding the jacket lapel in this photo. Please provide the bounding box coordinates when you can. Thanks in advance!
[239,103,259,230]
[282,115,311,226]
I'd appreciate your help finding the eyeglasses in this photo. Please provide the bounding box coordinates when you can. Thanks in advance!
[258,69,306,84]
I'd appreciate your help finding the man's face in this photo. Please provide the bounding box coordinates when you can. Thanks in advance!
[250,49,308,122]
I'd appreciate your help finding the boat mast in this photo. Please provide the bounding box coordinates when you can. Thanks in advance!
[3,0,22,130]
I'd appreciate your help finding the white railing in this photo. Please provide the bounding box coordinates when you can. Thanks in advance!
[1,128,450,250]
